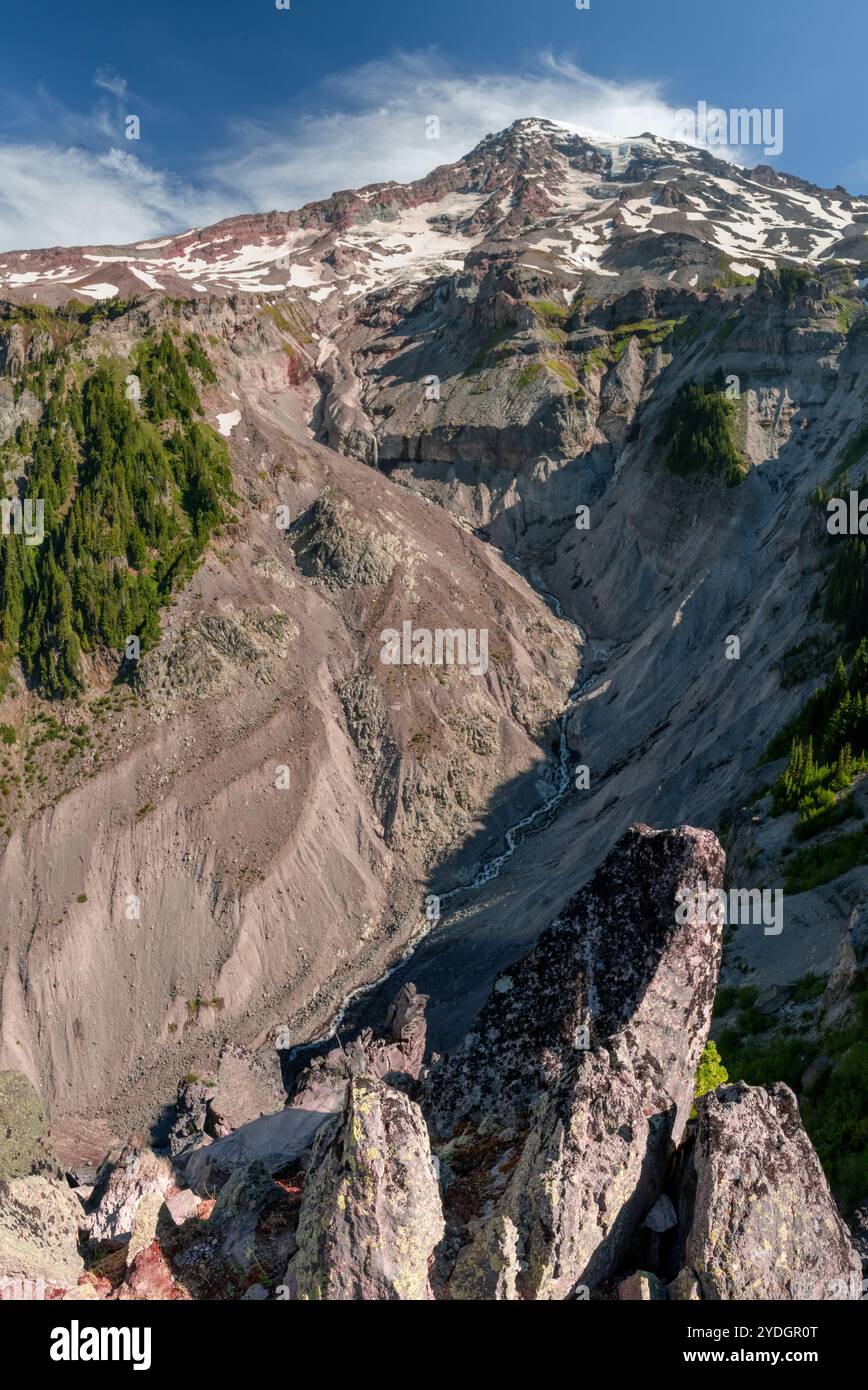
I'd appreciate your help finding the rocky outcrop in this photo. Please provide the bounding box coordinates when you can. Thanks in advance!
[207,1043,286,1138]
[184,984,428,1192]
[0,1176,84,1294]
[425,823,725,1299]
[285,1076,443,1300]
[0,1071,60,1181]
[0,1071,83,1294]
[88,1145,174,1243]
[673,1082,862,1300]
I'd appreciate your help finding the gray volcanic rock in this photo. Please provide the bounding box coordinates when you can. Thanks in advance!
[88,1144,174,1242]
[167,1080,209,1159]
[426,823,725,1142]
[285,1075,444,1301]
[675,1082,862,1300]
[208,1043,286,1138]
[426,823,725,1299]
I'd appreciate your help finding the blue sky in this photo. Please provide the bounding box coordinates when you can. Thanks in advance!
[1,0,865,250]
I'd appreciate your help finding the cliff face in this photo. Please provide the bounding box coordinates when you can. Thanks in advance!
[2,825,858,1301]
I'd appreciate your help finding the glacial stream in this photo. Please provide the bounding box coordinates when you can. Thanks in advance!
[283,553,601,1072]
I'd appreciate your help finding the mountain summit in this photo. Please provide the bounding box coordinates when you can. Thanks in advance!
[3,119,867,307]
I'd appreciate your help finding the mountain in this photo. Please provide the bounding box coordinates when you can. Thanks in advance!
[4,118,868,309]
[0,119,866,1301]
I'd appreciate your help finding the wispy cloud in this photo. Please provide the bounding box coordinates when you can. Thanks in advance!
[0,145,231,250]
[0,52,742,252]
[211,52,690,210]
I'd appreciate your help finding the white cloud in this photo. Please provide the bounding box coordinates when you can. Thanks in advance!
[0,144,233,250]
[212,52,692,210]
[0,52,750,252]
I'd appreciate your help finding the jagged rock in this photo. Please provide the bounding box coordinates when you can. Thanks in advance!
[427,825,724,1142]
[643,1194,678,1233]
[668,1267,702,1300]
[88,1145,174,1243]
[184,985,428,1192]
[208,1159,296,1276]
[291,489,400,590]
[285,1076,444,1301]
[127,1192,166,1265]
[618,1270,668,1300]
[0,1175,84,1292]
[675,1082,862,1300]
[425,825,724,1299]
[117,1242,187,1301]
[167,1080,209,1158]
[0,1071,60,1180]
[207,1043,286,1138]
[449,1214,520,1301]
[848,1203,868,1285]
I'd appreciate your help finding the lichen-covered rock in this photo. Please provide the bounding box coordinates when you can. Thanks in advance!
[0,1071,60,1180]
[0,1174,84,1290]
[209,1159,296,1276]
[676,1081,862,1300]
[427,824,724,1299]
[484,1055,657,1299]
[426,824,725,1145]
[449,1214,521,1301]
[286,1076,444,1300]
[88,1145,174,1243]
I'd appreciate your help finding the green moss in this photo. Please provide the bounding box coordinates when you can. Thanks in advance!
[515,362,544,390]
[528,298,571,323]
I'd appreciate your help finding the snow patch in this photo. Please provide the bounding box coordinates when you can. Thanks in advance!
[216,410,242,437]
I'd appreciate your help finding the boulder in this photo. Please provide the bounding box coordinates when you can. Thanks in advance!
[0,1070,83,1295]
[0,1175,84,1293]
[208,1159,297,1278]
[618,1270,668,1300]
[88,1145,173,1243]
[167,1080,209,1159]
[207,1044,285,1138]
[285,1076,444,1301]
[674,1081,862,1300]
